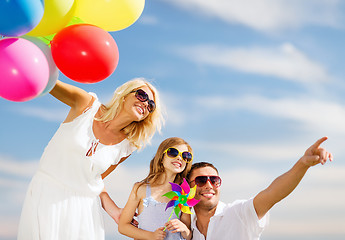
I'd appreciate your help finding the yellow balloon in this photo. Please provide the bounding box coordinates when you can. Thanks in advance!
[75,0,145,32]
[28,0,77,37]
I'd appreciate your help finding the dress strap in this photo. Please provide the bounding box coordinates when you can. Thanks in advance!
[85,92,101,117]
[82,95,96,113]
[145,184,151,198]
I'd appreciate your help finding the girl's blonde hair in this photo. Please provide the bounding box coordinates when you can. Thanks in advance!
[139,137,193,189]
[96,78,164,149]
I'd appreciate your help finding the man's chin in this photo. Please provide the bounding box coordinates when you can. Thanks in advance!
[198,198,218,209]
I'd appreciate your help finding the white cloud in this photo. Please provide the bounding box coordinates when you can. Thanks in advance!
[160,91,198,127]
[139,15,159,25]
[14,106,67,122]
[195,94,345,135]
[266,217,345,236]
[0,217,19,238]
[176,43,332,83]
[193,139,305,163]
[0,157,39,178]
[161,0,342,32]
[0,159,38,239]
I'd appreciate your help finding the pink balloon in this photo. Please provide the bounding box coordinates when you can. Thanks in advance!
[0,38,49,102]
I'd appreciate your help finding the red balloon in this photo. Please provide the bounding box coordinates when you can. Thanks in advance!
[51,24,119,83]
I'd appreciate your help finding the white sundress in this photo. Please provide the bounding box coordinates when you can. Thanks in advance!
[18,93,136,240]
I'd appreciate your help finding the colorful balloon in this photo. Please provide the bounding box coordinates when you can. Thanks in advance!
[22,36,59,96]
[0,38,49,102]
[51,24,119,83]
[0,0,44,36]
[37,16,85,45]
[27,0,76,37]
[75,0,145,31]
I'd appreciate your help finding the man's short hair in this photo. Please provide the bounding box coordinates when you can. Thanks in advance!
[187,162,219,182]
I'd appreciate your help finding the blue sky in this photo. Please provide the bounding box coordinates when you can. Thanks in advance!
[1,0,345,239]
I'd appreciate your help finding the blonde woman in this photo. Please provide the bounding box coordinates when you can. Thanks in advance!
[119,137,193,240]
[18,78,164,240]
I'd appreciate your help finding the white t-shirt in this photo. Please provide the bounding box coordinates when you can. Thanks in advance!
[191,198,268,240]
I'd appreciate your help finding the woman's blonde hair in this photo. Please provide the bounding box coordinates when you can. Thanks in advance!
[96,78,164,149]
[138,137,193,189]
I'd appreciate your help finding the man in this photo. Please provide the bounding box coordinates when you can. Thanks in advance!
[187,137,333,240]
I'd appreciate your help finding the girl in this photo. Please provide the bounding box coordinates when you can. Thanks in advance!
[18,78,164,240]
[119,137,194,240]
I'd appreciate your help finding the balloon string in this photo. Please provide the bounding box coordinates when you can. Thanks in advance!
[42,36,52,46]
[163,210,174,232]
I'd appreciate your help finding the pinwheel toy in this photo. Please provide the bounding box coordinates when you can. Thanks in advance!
[162,178,200,229]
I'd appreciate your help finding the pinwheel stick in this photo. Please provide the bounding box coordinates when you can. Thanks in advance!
[163,210,174,231]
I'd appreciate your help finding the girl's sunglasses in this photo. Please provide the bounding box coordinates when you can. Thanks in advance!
[191,175,222,188]
[131,89,156,113]
[163,147,193,163]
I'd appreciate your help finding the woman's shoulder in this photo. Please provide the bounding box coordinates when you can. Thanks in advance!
[77,92,100,116]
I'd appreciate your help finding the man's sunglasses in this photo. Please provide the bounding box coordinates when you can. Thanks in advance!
[191,175,222,188]
[131,89,156,113]
[163,147,193,163]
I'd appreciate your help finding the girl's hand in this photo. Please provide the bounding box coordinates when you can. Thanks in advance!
[165,219,191,239]
[151,227,166,240]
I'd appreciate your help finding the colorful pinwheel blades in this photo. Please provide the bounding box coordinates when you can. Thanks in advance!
[162,178,200,218]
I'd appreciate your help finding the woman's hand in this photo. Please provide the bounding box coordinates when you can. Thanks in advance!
[99,190,122,224]
[112,207,122,224]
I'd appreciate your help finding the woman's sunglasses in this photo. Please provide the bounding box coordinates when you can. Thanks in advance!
[131,89,156,113]
[191,175,222,188]
[163,147,193,163]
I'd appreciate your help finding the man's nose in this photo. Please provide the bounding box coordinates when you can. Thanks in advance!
[204,179,213,189]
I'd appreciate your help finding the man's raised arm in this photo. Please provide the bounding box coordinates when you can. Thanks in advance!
[253,136,333,219]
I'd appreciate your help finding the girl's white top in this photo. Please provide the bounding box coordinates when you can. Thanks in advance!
[18,93,136,240]
[138,184,185,240]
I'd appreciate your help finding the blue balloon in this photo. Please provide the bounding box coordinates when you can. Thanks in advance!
[0,0,44,37]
